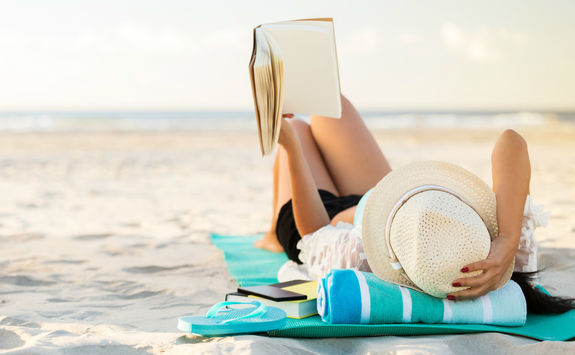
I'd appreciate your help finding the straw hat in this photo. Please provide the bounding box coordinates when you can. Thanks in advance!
[362,160,514,298]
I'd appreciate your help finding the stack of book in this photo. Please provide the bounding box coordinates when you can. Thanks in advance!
[225,280,318,319]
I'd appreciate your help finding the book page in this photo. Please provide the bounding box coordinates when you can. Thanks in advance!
[253,29,273,155]
[265,32,284,149]
[261,20,341,118]
[283,281,318,302]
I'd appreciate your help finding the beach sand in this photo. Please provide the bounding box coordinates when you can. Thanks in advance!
[0,125,574,354]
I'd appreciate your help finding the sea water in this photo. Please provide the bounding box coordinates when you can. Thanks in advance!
[0,110,572,132]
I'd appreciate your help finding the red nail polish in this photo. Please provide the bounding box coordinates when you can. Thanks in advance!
[461,267,469,273]
[447,295,455,301]
[452,282,461,287]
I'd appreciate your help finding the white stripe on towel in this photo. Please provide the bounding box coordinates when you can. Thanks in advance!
[317,279,326,317]
[442,298,453,323]
[399,286,412,323]
[481,294,493,324]
[354,270,371,323]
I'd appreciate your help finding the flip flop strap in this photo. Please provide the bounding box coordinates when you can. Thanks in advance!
[205,301,268,324]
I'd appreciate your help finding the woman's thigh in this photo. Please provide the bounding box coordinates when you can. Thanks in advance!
[310,95,391,196]
[276,119,339,213]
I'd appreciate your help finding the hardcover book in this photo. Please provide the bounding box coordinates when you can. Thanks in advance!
[249,18,342,155]
[225,280,318,319]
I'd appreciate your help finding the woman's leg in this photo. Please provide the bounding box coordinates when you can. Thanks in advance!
[254,119,338,252]
[277,119,339,205]
[310,95,391,196]
[254,153,283,252]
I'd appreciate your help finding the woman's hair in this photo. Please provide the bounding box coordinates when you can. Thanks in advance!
[512,271,575,314]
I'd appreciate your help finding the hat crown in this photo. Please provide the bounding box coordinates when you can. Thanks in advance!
[390,190,491,297]
[361,160,513,297]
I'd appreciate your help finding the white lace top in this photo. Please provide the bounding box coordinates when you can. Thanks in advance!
[277,195,550,282]
[515,195,550,273]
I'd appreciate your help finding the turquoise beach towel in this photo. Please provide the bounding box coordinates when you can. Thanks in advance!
[318,269,526,326]
[211,233,575,341]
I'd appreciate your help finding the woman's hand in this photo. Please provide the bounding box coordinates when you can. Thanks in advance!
[448,235,516,300]
[278,113,296,148]
[450,130,530,301]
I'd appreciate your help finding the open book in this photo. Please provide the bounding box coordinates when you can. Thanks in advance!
[249,18,342,156]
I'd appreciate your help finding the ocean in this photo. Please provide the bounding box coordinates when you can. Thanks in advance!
[0,110,572,132]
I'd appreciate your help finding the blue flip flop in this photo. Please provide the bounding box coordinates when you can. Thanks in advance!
[177,301,287,336]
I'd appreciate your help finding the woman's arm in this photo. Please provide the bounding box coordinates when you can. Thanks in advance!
[279,117,330,236]
[450,129,530,300]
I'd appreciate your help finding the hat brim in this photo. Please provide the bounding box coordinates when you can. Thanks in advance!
[362,160,514,295]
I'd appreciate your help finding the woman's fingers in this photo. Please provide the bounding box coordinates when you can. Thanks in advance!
[461,259,489,273]
[449,284,493,299]
[448,243,509,301]
[452,272,488,288]
[452,280,497,299]
[451,259,490,288]
[449,269,498,300]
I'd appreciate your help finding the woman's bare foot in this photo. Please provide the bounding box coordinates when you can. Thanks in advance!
[254,231,284,253]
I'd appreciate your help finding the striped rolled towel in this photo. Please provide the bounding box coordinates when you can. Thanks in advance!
[317,269,526,326]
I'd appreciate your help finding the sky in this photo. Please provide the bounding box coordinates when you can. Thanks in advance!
[0,0,574,111]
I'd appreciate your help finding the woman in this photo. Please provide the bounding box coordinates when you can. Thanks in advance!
[254,95,573,312]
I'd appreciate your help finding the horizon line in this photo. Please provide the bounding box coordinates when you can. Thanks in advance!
[0,108,574,114]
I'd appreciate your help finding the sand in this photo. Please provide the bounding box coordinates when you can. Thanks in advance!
[0,125,574,354]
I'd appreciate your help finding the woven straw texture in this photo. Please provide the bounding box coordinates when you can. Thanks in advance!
[362,160,514,296]
[391,191,490,297]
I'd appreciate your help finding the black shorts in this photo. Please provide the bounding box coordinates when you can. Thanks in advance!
[276,189,363,264]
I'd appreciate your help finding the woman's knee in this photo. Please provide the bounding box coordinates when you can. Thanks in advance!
[496,129,528,154]
[310,94,356,127]
[287,118,311,137]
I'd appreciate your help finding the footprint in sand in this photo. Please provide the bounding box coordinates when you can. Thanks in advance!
[45,259,86,265]
[112,290,166,300]
[73,311,104,321]
[0,329,25,350]
[0,275,56,287]
[123,265,193,274]
[0,317,40,328]
[46,297,74,303]
[73,233,113,241]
